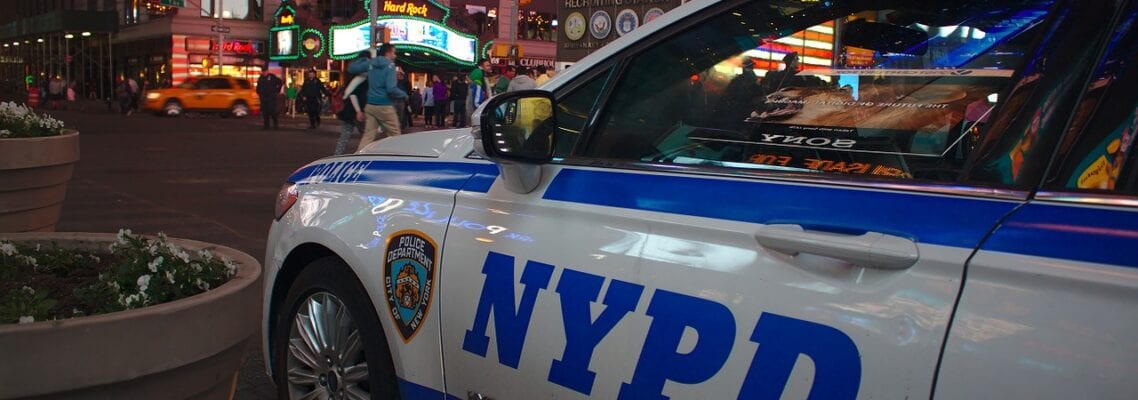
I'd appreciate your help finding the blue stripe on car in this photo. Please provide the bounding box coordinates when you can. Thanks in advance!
[541,168,1018,249]
[398,378,461,400]
[289,161,498,192]
[983,203,1138,267]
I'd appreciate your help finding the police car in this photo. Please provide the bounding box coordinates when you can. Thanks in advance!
[263,0,1138,398]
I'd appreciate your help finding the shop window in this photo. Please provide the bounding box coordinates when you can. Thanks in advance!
[201,0,263,21]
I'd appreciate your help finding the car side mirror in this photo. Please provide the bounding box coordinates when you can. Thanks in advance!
[472,90,557,194]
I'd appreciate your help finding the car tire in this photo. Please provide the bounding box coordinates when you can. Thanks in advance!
[163,100,183,117]
[231,102,250,118]
[272,257,400,400]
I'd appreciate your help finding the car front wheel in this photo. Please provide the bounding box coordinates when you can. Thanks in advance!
[163,100,183,117]
[272,257,399,400]
[231,102,250,118]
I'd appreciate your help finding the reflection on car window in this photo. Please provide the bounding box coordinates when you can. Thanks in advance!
[1048,7,1138,194]
[554,68,612,158]
[583,0,1058,183]
[236,80,252,89]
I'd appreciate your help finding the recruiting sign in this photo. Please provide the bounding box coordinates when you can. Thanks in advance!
[558,0,681,62]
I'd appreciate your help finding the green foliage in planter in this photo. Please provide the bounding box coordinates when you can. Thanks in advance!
[0,230,237,324]
[0,101,65,138]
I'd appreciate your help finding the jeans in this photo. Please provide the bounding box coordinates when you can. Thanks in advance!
[335,119,362,155]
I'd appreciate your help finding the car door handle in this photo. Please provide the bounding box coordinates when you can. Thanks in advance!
[755,224,918,270]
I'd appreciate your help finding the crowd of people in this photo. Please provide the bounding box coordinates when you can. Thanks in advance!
[260,46,557,155]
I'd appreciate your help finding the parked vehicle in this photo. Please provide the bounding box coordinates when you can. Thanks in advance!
[144,76,259,117]
[263,0,1138,398]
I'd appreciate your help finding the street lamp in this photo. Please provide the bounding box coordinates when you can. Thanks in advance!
[64,33,74,39]
[36,38,43,43]
[81,32,91,37]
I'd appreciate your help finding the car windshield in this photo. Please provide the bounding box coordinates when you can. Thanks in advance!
[600,0,1054,179]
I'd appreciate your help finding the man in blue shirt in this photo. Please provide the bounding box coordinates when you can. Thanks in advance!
[347,43,408,151]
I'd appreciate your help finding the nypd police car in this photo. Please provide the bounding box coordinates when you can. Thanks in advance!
[263,0,1138,398]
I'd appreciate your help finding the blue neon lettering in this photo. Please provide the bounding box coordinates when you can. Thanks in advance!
[548,269,644,395]
[617,290,736,400]
[738,312,861,399]
[461,251,554,368]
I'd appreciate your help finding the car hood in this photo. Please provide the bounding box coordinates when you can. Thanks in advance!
[357,128,476,160]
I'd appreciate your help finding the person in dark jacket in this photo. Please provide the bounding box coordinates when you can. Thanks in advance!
[449,75,469,128]
[298,70,330,129]
[396,69,413,128]
[256,71,283,130]
[335,67,369,154]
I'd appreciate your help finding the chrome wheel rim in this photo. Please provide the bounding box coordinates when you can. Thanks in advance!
[164,103,181,116]
[286,292,370,400]
[232,104,249,117]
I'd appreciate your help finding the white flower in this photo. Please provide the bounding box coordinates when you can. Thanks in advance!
[222,257,237,277]
[174,249,191,264]
[0,242,16,256]
[21,286,35,295]
[116,229,132,244]
[18,316,34,324]
[20,255,37,267]
[165,270,175,284]
[137,274,151,292]
[147,256,163,273]
[197,249,214,261]
[147,243,159,255]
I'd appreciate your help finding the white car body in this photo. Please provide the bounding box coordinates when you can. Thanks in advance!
[263,0,1138,399]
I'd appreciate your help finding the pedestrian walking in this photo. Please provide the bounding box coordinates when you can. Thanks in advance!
[117,79,133,116]
[346,44,408,151]
[335,68,369,155]
[299,70,330,129]
[422,86,435,128]
[493,65,515,95]
[432,75,449,127]
[285,83,298,117]
[535,65,552,86]
[396,69,412,128]
[450,75,469,128]
[409,88,423,123]
[48,76,64,110]
[257,70,284,130]
[127,77,140,113]
[507,66,537,92]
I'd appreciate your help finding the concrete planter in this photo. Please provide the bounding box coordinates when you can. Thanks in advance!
[0,233,263,400]
[0,130,80,232]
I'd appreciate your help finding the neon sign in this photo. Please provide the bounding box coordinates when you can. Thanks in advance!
[329,17,477,64]
[383,1,430,18]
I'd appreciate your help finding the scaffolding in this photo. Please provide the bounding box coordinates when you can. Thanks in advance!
[0,10,117,100]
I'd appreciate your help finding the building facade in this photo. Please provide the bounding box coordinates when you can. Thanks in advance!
[114,0,282,88]
[0,1,118,99]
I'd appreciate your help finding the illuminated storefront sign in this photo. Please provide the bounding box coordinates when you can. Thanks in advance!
[330,18,477,64]
[210,40,264,55]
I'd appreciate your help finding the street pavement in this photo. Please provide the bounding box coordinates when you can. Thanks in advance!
[17,98,434,399]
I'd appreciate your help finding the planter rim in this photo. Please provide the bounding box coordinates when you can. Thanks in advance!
[0,231,261,332]
[0,128,79,139]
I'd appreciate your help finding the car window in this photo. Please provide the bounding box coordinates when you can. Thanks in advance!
[553,68,613,158]
[196,78,232,90]
[578,0,1067,185]
[1045,8,1138,195]
[235,80,252,89]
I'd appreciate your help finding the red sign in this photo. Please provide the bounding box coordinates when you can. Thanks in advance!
[209,40,263,56]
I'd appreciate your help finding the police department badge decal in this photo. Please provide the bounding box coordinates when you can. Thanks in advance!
[383,230,438,343]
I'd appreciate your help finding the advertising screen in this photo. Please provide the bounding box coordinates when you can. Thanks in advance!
[330,18,476,63]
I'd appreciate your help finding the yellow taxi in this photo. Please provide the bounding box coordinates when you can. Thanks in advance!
[144,76,260,117]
